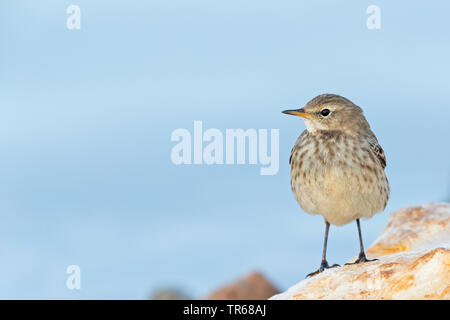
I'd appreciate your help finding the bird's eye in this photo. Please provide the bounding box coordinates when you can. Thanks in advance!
[320,109,330,116]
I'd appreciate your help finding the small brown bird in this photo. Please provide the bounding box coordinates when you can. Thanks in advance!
[282,94,390,277]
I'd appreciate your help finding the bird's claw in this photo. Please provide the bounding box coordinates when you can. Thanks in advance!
[306,260,340,278]
[345,252,378,265]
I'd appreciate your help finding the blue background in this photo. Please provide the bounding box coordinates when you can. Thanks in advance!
[1,1,449,299]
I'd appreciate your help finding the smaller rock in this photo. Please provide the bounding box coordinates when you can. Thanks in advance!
[151,288,191,300]
[206,271,279,300]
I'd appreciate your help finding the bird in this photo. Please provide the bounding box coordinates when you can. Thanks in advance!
[282,94,390,277]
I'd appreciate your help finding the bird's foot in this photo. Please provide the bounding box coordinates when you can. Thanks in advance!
[345,252,378,265]
[306,260,340,278]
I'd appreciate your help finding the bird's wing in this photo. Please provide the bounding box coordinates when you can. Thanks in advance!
[367,135,387,169]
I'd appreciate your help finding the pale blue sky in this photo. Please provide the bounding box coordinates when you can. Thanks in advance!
[0,1,449,299]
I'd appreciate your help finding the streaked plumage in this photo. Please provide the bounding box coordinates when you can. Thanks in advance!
[289,126,389,226]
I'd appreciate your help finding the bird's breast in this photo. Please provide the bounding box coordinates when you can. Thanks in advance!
[289,133,390,225]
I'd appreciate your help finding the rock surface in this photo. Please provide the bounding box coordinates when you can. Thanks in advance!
[271,203,450,300]
[206,271,279,300]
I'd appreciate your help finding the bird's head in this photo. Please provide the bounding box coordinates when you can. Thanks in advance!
[282,94,370,134]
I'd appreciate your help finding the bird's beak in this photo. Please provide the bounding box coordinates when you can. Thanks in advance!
[282,108,315,119]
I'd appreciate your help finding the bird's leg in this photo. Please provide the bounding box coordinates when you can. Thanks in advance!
[345,219,378,265]
[306,222,340,278]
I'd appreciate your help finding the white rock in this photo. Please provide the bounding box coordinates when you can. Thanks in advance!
[271,203,450,300]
